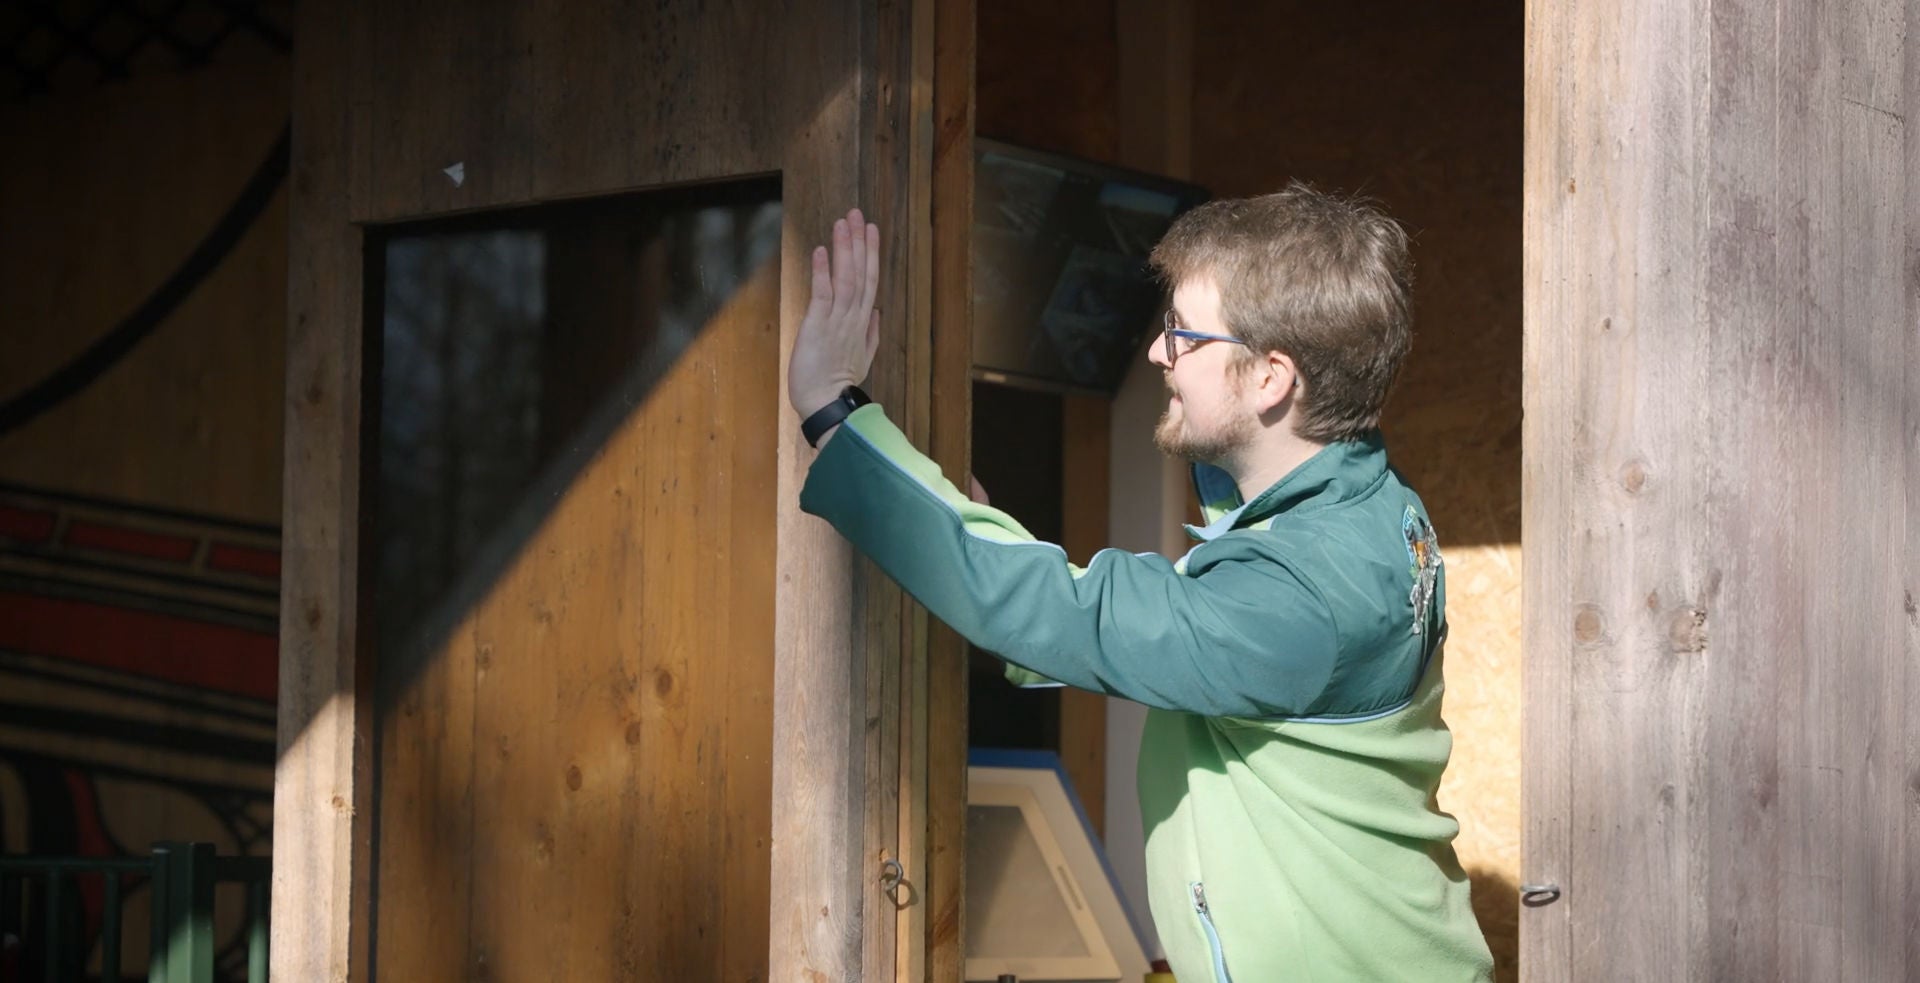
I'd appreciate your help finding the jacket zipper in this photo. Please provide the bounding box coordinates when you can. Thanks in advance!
[1189,881,1234,983]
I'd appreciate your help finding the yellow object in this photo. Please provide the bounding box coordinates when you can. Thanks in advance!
[1145,973,1178,983]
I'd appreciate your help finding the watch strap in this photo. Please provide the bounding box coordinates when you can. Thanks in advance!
[801,385,872,447]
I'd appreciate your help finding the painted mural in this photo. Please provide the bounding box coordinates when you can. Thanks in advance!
[0,484,279,978]
[1,2,292,978]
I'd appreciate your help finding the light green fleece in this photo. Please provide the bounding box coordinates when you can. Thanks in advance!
[801,404,1491,982]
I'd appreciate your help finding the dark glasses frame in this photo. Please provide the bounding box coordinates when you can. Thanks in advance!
[1162,308,1249,365]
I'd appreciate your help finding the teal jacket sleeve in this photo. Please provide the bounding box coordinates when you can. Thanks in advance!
[800,405,1341,718]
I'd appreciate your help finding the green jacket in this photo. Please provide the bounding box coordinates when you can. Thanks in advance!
[801,404,1492,982]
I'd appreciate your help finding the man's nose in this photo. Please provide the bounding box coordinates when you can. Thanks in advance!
[1147,337,1171,369]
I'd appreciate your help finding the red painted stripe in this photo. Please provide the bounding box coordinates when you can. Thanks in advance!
[0,592,276,701]
[64,521,198,563]
[0,505,57,544]
[207,542,282,580]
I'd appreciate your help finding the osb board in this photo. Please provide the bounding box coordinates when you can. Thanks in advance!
[1192,0,1524,978]
[0,60,289,524]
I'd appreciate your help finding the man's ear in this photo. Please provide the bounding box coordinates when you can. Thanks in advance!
[1253,350,1299,414]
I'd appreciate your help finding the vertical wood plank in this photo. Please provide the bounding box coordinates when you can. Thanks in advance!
[1524,0,1714,977]
[369,617,474,981]
[769,3,885,979]
[1903,1,1920,973]
[723,277,781,983]
[859,0,912,971]
[1059,394,1110,838]
[1520,0,1578,967]
[273,0,373,978]
[923,0,977,977]
[1830,0,1909,976]
[895,0,940,977]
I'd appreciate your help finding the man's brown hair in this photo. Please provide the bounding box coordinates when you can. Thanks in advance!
[1150,183,1413,443]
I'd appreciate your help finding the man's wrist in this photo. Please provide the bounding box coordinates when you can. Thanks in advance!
[792,382,854,419]
[799,385,871,448]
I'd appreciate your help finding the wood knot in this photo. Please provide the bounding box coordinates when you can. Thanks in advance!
[1573,604,1606,645]
[654,669,675,697]
[1567,178,1576,194]
[1668,607,1708,653]
[1619,459,1648,495]
[625,721,643,746]
[330,794,350,815]
[565,765,583,792]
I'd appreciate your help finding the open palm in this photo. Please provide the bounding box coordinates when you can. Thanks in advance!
[788,208,881,418]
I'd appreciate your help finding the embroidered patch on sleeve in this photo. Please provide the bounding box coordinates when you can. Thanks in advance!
[1402,505,1443,635]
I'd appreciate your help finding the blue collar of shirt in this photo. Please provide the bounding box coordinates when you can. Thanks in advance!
[1183,431,1391,542]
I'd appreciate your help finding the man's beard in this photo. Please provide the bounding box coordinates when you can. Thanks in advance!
[1153,397,1258,466]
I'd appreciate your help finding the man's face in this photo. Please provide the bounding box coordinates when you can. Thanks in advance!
[1149,276,1260,465]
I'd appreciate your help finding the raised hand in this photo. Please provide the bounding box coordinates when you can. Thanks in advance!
[788,208,881,419]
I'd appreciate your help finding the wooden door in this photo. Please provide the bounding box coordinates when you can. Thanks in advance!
[273,2,977,980]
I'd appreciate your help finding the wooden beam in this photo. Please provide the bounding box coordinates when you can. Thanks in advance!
[922,0,977,978]
[770,3,889,976]
[1059,394,1111,838]
[272,1,373,978]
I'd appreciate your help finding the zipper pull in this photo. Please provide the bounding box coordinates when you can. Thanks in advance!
[1190,881,1210,914]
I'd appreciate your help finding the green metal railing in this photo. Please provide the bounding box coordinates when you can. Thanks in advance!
[0,842,268,983]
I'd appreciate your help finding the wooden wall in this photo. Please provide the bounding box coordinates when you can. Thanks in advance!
[279,1,963,980]
[1523,0,1917,978]
[1,24,292,975]
[0,60,288,522]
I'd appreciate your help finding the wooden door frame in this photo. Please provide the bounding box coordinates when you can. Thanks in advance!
[271,1,974,979]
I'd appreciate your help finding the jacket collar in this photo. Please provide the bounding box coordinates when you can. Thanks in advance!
[1185,431,1390,542]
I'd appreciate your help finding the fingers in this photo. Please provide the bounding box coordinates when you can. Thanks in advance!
[830,218,853,318]
[848,210,866,319]
[811,208,881,346]
[805,246,832,323]
[860,219,881,320]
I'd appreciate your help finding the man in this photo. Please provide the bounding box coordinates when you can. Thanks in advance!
[789,187,1493,982]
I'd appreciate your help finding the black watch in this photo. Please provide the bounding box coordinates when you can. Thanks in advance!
[801,385,872,447]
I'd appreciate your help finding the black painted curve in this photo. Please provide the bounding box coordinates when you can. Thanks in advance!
[0,122,292,436]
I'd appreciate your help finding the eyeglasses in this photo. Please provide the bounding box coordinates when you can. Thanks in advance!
[1162,309,1249,366]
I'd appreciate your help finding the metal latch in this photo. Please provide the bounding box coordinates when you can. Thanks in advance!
[1521,883,1563,907]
